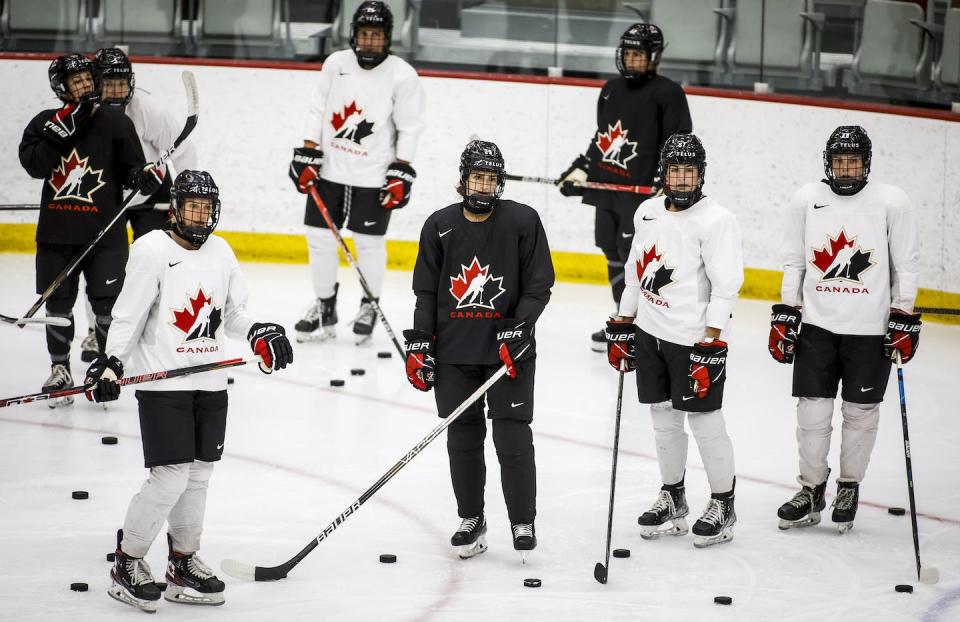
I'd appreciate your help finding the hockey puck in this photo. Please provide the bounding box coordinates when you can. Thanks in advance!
[101,436,118,445]
[377,351,392,359]
[106,552,115,562]
[227,377,235,385]
[70,582,88,592]
[71,490,89,500]
[523,578,541,588]
[714,596,733,605]
[350,368,366,376]
[888,507,906,516]
[612,548,631,558]
[895,584,914,594]
[330,379,345,387]
[379,554,397,564]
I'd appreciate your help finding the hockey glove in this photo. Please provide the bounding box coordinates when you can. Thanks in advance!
[42,96,98,147]
[403,329,436,392]
[380,161,417,210]
[768,304,801,364]
[689,340,728,399]
[557,154,589,197]
[84,354,123,403]
[495,319,535,379]
[248,322,294,374]
[604,319,636,372]
[129,163,165,196]
[883,311,922,364]
[289,147,323,193]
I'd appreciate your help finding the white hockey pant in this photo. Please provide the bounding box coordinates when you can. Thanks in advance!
[796,397,880,485]
[650,401,736,493]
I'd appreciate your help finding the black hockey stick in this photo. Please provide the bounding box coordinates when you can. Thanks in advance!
[0,313,71,327]
[19,70,199,323]
[0,356,256,408]
[595,361,626,584]
[0,204,40,211]
[306,183,405,359]
[894,352,940,584]
[505,173,656,195]
[221,364,513,581]
[915,306,960,316]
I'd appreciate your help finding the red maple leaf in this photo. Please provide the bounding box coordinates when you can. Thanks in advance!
[331,101,362,132]
[171,288,212,335]
[811,230,855,273]
[50,150,86,192]
[636,244,662,281]
[450,258,488,302]
[597,120,626,154]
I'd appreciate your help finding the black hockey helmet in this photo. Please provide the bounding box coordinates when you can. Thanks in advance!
[616,23,664,82]
[823,125,871,196]
[459,139,506,215]
[350,1,393,69]
[94,47,135,108]
[171,170,221,248]
[48,53,101,103]
[659,132,706,209]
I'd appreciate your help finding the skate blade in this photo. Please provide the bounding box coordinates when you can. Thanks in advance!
[457,536,488,560]
[693,528,734,548]
[519,550,531,565]
[778,512,821,530]
[835,521,854,534]
[296,327,336,343]
[107,583,159,613]
[47,395,75,409]
[639,517,689,540]
[590,342,606,353]
[163,584,225,606]
[353,331,374,345]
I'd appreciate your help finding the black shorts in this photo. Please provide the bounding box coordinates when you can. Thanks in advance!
[792,323,891,404]
[136,390,228,468]
[434,361,536,423]
[634,327,724,412]
[589,191,645,258]
[35,242,127,304]
[303,178,390,236]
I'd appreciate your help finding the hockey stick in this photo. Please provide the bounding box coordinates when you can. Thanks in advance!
[19,70,199,323]
[505,173,656,195]
[0,355,256,409]
[306,183,405,359]
[221,364,513,581]
[894,352,940,585]
[0,204,40,211]
[0,313,71,327]
[915,306,960,316]
[594,361,626,585]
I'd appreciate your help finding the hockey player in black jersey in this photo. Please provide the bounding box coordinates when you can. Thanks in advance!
[404,140,555,563]
[18,53,163,408]
[557,23,692,351]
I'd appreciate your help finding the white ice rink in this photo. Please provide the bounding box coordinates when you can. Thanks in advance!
[0,252,957,621]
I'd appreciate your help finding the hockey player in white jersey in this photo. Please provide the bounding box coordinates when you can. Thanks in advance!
[289,0,425,344]
[83,171,293,612]
[769,126,921,533]
[605,133,743,548]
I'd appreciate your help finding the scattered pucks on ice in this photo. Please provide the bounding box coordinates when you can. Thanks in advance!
[227,377,235,385]
[106,552,115,562]
[377,351,392,359]
[350,368,366,376]
[72,491,89,500]
[523,578,541,588]
[714,596,733,605]
[70,582,88,592]
[895,584,913,594]
[379,554,397,564]
[330,379,345,387]
[101,436,118,445]
[612,549,631,558]
[888,507,906,516]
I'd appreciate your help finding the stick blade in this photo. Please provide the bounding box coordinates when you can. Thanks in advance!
[920,566,940,585]
[181,70,199,117]
[593,562,608,584]
[220,558,256,581]
[11,316,72,327]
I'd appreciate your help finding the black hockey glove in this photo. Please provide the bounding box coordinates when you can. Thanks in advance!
[42,96,98,147]
[884,311,922,364]
[768,304,801,364]
[495,319,535,379]
[129,163,165,196]
[605,319,636,372]
[289,147,323,193]
[381,161,417,210]
[689,340,728,399]
[557,154,589,197]
[248,322,293,374]
[403,329,436,392]
[84,354,123,403]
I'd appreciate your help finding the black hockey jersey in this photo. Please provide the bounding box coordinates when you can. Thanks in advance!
[412,200,555,365]
[19,107,147,248]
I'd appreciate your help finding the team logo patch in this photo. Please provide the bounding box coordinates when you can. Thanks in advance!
[331,101,375,145]
[810,229,875,284]
[171,288,223,343]
[449,257,506,311]
[48,149,105,203]
[595,120,638,170]
[636,243,675,306]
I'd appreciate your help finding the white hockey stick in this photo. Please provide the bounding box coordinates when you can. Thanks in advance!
[0,313,71,327]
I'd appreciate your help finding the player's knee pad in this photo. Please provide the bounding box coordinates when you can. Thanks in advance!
[305,226,339,255]
[687,409,728,443]
[797,397,834,433]
[146,464,192,505]
[352,232,385,254]
[492,419,533,460]
[44,298,73,318]
[186,460,215,489]
[840,400,880,431]
[89,295,115,318]
[447,418,486,453]
[650,401,685,434]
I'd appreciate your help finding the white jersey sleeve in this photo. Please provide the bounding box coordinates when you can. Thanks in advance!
[886,189,920,313]
[106,237,162,364]
[780,186,808,308]
[303,58,336,144]
[701,210,744,331]
[392,69,426,163]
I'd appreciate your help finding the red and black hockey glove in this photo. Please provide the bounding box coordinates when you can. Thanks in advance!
[689,339,728,399]
[84,354,123,403]
[557,154,589,197]
[495,319,535,379]
[289,147,323,193]
[604,319,636,372]
[42,96,98,147]
[768,304,801,364]
[403,329,436,392]
[380,161,417,210]
[883,311,922,364]
[248,322,293,374]
[129,163,165,196]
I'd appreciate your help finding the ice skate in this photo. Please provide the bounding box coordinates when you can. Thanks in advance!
[451,514,487,559]
[107,530,161,613]
[352,297,378,345]
[831,479,859,534]
[80,328,98,363]
[638,482,689,540]
[42,363,74,408]
[591,328,606,352]
[295,284,338,343]
[511,522,537,564]
[778,472,829,530]
[692,494,736,548]
[164,534,225,606]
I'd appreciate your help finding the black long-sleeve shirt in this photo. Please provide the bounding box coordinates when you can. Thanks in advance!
[19,106,146,248]
[412,200,555,365]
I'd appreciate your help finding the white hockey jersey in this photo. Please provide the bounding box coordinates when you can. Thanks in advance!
[303,50,425,188]
[619,195,744,346]
[781,180,920,335]
[106,230,255,391]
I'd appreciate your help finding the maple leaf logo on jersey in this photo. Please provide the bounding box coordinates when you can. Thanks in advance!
[47,149,105,203]
[170,288,223,342]
[595,120,638,170]
[636,244,675,297]
[331,101,375,144]
[449,257,506,310]
[810,229,875,283]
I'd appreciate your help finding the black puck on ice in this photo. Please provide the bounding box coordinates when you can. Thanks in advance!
[377,351,392,359]
[888,507,906,516]
[350,368,366,376]
[106,552,115,562]
[523,578,541,588]
[330,379,345,387]
[227,377,235,385]
[714,596,733,605]
[895,584,914,593]
[72,490,89,500]
[101,435,118,445]
[379,554,397,564]
[70,582,88,592]
[612,548,631,558]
